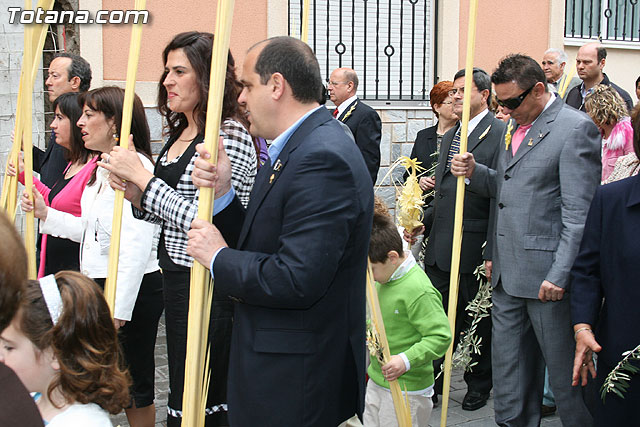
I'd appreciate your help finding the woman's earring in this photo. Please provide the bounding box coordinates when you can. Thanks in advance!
[113,133,119,144]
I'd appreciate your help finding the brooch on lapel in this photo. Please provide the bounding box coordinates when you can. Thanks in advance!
[341,102,358,122]
[504,120,514,151]
[528,138,533,146]
[269,159,283,184]
[479,124,491,140]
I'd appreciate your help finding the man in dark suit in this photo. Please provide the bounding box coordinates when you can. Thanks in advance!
[36,53,92,186]
[409,68,504,411]
[565,42,633,113]
[452,54,600,427]
[328,67,382,184]
[187,37,373,426]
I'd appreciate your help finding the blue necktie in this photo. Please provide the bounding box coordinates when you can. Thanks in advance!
[446,130,461,170]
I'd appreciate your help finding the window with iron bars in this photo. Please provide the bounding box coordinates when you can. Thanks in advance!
[288,0,436,106]
[565,0,640,43]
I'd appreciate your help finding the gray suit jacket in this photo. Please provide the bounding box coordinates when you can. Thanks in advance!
[424,111,505,274]
[469,96,601,299]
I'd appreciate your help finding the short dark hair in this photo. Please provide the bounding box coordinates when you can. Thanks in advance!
[635,75,640,88]
[492,54,548,91]
[158,31,242,140]
[596,46,607,62]
[54,53,92,92]
[454,67,492,106]
[252,36,323,104]
[368,198,404,263]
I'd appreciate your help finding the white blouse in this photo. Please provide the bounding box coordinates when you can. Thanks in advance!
[41,154,160,321]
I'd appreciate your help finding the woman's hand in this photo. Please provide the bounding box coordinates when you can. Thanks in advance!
[572,324,601,387]
[114,319,127,330]
[20,186,48,220]
[99,135,154,191]
[6,152,24,177]
[108,172,144,209]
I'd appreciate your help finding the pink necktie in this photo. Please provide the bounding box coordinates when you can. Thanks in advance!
[511,124,532,155]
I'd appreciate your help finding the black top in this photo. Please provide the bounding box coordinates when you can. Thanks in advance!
[154,134,202,271]
[43,171,80,276]
[33,133,68,187]
[564,73,634,113]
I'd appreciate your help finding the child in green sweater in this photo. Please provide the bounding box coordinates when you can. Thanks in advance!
[364,200,451,426]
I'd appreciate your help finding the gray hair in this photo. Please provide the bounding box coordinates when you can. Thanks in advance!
[544,48,568,65]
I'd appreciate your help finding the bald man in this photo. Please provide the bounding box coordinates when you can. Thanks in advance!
[565,42,633,112]
[328,68,381,184]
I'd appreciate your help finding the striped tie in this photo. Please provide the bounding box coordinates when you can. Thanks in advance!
[446,129,461,170]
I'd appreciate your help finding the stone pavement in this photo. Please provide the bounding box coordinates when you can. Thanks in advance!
[111,314,562,427]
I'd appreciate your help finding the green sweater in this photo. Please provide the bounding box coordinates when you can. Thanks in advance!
[368,264,452,391]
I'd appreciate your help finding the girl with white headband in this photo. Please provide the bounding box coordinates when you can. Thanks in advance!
[0,271,130,426]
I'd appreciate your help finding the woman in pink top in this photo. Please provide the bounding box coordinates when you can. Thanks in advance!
[12,92,98,277]
[585,84,634,182]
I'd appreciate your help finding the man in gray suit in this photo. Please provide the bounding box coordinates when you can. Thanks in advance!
[451,54,600,426]
[410,67,504,411]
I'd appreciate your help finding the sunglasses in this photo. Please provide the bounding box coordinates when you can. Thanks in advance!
[496,84,536,110]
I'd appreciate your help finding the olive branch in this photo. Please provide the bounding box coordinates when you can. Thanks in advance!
[600,344,640,402]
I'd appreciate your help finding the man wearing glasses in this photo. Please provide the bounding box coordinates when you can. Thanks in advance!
[451,54,600,427]
[406,67,503,411]
[328,68,382,184]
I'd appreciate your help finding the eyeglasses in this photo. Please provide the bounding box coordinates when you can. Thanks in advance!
[496,85,536,110]
[440,101,453,105]
[328,81,347,87]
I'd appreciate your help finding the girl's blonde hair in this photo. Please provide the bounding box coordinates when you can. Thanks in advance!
[18,271,130,414]
[584,84,629,128]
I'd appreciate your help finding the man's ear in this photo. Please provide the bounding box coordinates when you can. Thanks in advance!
[69,76,81,91]
[271,72,286,100]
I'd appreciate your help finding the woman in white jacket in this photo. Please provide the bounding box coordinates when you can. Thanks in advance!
[21,86,164,427]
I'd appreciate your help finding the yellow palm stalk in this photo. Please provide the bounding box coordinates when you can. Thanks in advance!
[301,0,310,43]
[103,0,146,314]
[2,0,55,219]
[182,0,235,425]
[366,262,412,427]
[558,66,577,99]
[441,0,478,425]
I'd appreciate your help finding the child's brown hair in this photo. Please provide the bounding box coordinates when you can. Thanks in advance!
[18,271,130,414]
[369,197,404,263]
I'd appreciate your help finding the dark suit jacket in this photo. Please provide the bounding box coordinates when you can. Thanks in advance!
[469,97,601,298]
[338,98,382,184]
[214,107,373,426]
[33,133,67,187]
[565,73,634,113]
[405,124,439,206]
[570,174,640,367]
[424,112,504,274]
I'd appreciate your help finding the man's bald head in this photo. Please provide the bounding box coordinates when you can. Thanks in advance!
[576,42,606,87]
[328,67,359,106]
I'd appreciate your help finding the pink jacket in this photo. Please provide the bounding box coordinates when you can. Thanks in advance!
[602,117,634,182]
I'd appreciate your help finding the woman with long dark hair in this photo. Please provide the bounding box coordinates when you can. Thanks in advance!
[103,32,257,426]
[22,87,164,427]
[11,92,99,277]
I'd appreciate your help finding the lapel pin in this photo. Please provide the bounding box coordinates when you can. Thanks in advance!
[539,132,543,138]
[273,159,282,171]
[479,125,491,140]
[269,174,275,184]
[528,138,533,146]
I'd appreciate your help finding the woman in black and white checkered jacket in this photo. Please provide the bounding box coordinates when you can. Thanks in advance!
[104,32,256,427]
